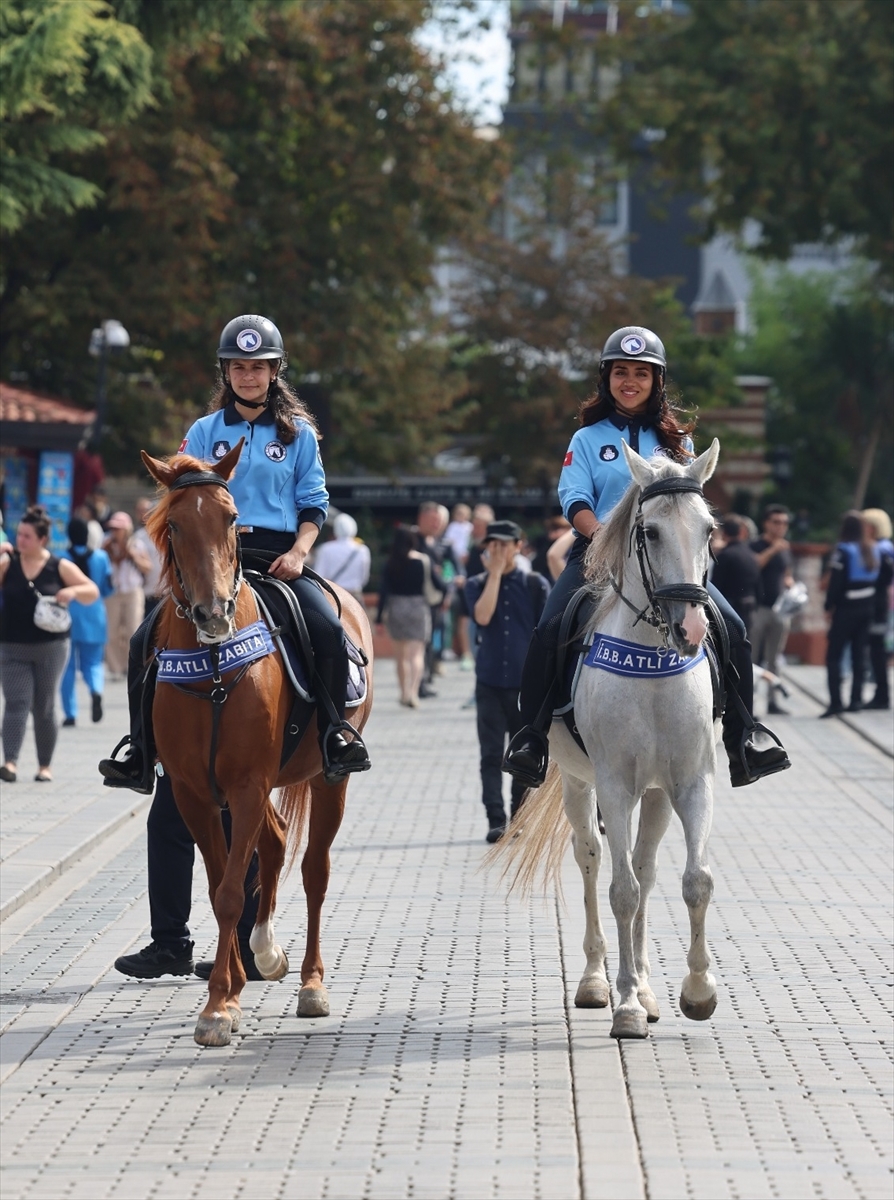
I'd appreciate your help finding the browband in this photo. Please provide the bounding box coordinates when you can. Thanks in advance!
[639,476,704,504]
[167,471,231,493]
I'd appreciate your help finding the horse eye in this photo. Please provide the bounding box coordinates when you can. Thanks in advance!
[645,527,659,542]
[168,522,178,535]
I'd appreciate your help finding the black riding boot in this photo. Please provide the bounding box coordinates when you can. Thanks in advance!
[98,636,157,794]
[315,651,371,786]
[503,628,557,789]
[722,639,791,787]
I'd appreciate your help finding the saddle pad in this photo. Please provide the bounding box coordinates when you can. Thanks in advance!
[157,622,276,683]
[250,580,367,708]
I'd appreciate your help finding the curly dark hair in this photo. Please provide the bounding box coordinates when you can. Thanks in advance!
[578,362,695,462]
[208,360,320,446]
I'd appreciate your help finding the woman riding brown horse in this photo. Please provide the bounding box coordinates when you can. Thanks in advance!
[142,442,373,1046]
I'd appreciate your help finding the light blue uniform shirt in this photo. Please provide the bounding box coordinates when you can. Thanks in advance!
[180,403,328,532]
[558,416,692,525]
[61,548,114,643]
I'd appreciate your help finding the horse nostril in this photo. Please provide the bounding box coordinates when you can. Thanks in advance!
[225,599,236,619]
[193,604,210,623]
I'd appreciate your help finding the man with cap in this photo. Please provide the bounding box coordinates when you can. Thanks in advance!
[464,521,549,842]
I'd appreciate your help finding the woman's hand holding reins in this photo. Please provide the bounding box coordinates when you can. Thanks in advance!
[268,547,308,581]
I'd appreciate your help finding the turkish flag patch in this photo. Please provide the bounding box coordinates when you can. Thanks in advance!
[563,451,573,467]
[178,438,188,453]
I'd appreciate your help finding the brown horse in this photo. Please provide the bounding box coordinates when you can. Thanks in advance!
[141,442,373,1047]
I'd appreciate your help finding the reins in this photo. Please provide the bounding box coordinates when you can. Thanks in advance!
[610,475,711,648]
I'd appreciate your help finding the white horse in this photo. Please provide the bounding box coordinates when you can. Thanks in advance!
[492,439,721,1039]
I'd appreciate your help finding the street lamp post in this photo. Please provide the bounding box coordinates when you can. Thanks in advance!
[88,319,130,451]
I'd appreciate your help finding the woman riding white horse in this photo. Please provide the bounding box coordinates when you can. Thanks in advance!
[504,325,791,791]
[494,437,728,1038]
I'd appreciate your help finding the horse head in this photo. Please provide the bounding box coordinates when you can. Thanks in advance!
[141,440,245,644]
[620,438,719,657]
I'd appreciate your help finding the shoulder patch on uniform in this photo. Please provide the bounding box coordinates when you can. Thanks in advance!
[178,438,188,453]
[563,450,573,467]
[599,444,619,461]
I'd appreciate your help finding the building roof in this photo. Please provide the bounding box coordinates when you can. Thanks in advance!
[0,382,95,426]
[692,269,738,312]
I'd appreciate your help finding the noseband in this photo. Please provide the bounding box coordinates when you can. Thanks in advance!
[165,471,243,629]
[610,475,710,646]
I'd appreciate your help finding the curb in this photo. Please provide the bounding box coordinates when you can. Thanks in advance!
[0,796,151,923]
[783,670,893,760]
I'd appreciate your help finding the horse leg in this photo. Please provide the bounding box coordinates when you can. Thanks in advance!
[601,784,650,1039]
[562,772,609,1009]
[672,780,717,1021]
[195,802,264,1046]
[631,788,674,1022]
[248,803,290,981]
[296,776,346,1017]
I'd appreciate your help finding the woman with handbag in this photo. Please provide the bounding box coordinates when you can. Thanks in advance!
[0,505,98,782]
[376,525,443,707]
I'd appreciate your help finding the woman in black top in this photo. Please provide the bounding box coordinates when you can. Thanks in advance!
[0,506,98,781]
[376,525,439,707]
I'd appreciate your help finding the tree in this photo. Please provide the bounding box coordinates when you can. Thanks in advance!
[450,167,742,486]
[598,0,894,270]
[740,267,893,533]
[0,1,502,471]
[0,0,153,233]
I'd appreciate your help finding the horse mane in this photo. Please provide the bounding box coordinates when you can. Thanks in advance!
[144,454,224,596]
[582,455,692,626]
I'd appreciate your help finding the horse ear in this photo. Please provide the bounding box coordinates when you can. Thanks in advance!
[689,438,720,485]
[141,450,177,488]
[214,437,244,482]
[620,439,654,488]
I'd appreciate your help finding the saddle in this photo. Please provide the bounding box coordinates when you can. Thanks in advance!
[552,586,727,756]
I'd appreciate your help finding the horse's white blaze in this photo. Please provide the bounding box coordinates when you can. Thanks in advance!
[249,920,280,975]
[196,494,203,513]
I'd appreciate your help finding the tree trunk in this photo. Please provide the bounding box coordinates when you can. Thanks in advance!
[851,408,884,509]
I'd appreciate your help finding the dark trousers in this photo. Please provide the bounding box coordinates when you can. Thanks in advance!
[868,632,889,705]
[476,681,527,825]
[148,770,259,948]
[826,601,873,710]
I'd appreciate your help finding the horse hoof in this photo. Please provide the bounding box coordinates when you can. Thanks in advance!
[226,1004,242,1033]
[610,1008,649,1040]
[194,1013,232,1047]
[260,948,289,982]
[680,991,718,1022]
[574,978,610,1008]
[297,986,330,1018]
[638,989,661,1023]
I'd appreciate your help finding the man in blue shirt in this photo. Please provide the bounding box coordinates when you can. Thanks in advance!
[465,522,549,842]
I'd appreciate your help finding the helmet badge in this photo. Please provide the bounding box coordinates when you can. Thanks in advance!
[235,328,262,353]
[620,333,646,355]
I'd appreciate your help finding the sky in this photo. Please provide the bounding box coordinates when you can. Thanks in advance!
[416,0,512,126]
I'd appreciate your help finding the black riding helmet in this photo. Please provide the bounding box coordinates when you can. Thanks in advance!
[217,314,284,360]
[600,326,666,381]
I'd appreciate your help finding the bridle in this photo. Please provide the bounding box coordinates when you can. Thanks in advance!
[610,475,710,648]
[164,470,243,632]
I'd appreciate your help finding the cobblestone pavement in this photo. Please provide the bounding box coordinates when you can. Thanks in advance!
[1,662,891,1200]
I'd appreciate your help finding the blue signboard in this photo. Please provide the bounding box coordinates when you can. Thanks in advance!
[37,451,74,554]
[2,457,30,536]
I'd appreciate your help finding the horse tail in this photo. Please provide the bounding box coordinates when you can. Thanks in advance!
[484,762,570,900]
[277,780,313,874]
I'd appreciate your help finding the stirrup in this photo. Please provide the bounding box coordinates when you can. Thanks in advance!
[99,735,154,794]
[320,721,370,786]
[729,720,789,786]
[503,727,550,789]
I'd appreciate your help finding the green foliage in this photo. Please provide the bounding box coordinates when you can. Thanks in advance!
[450,175,741,485]
[0,0,501,472]
[599,0,894,269]
[739,267,893,534]
[0,0,153,232]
